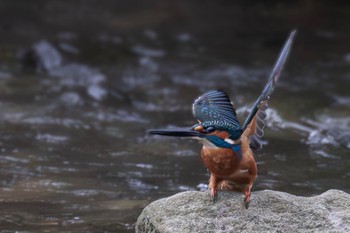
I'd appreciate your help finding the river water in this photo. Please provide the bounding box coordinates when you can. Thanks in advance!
[0,1,349,232]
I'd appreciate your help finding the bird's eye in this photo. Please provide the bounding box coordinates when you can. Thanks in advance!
[205,126,215,133]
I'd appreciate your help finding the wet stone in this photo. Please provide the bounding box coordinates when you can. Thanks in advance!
[18,40,63,72]
[33,40,63,71]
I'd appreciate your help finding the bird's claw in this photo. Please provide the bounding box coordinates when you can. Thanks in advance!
[210,188,218,203]
[244,199,250,209]
[244,189,251,209]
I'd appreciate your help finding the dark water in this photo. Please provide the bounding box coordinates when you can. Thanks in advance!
[0,1,349,232]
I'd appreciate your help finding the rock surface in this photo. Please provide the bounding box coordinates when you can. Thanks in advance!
[136,190,350,233]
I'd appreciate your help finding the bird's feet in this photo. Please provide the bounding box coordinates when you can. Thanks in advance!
[210,187,218,203]
[244,187,252,209]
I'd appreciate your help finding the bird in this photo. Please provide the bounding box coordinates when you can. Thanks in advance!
[148,30,296,208]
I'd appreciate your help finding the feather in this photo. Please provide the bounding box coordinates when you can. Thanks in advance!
[243,30,297,150]
[192,90,242,139]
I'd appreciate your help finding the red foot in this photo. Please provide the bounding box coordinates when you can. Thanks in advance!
[210,187,218,203]
[244,188,251,209]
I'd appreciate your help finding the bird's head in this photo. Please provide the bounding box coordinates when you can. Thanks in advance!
[148,90,242,148]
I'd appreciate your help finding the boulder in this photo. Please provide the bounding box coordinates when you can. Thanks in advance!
[136,189,350,233]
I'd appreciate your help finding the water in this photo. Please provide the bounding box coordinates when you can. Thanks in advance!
[0,1,349,232]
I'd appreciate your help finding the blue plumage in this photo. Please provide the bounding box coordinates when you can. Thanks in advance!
[192,90,242,139]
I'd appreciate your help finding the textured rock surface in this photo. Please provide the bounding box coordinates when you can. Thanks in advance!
[136,190,350,233]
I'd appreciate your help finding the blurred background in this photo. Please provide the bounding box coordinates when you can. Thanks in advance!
[0,0,349,232]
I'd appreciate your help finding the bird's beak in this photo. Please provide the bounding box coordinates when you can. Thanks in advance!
[148,127,205,138]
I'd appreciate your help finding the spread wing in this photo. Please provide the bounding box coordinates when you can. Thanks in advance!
[192,90,242,139]
[242,30,297,150]
[243,101,268,150]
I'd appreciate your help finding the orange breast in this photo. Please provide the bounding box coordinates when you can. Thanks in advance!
[201,146,240,177]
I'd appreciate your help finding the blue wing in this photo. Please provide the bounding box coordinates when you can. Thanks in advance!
[242,30,297,150]
[192,90,242,139]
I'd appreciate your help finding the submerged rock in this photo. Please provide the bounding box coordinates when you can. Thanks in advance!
[33,40,63,71]
[136,190,350,233]
[18,40,108,101]
[50,64,107,101]
[18,40,62,72]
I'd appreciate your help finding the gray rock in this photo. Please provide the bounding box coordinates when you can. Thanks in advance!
[33,40,63,72]
[49,64,107,101]
[136,190,350,233]
[87,84,107,101]
[18,40,62,72]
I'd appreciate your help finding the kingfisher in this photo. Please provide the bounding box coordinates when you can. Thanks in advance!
[148,30,296,208]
